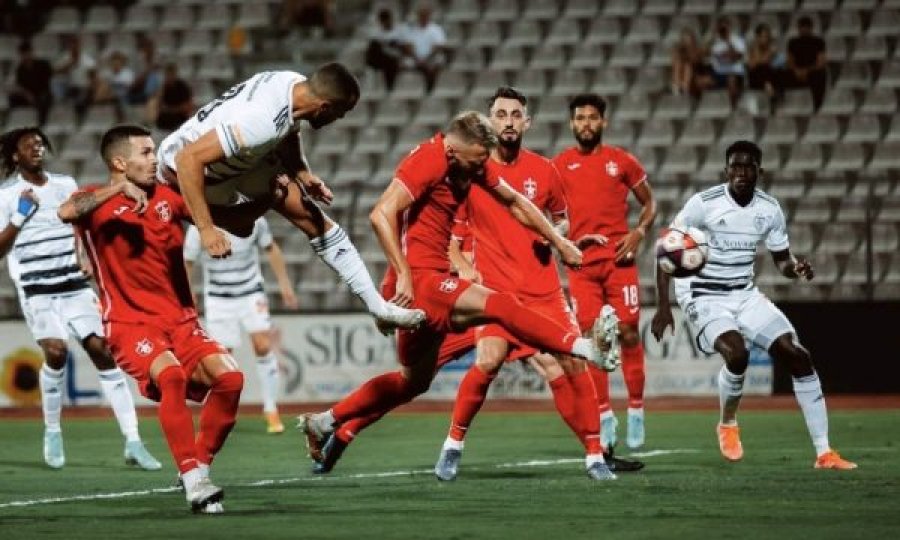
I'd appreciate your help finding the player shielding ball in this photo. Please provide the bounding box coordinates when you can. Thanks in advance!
[651,140,856,470]
[60,125,247,513]
[157,63,423,333]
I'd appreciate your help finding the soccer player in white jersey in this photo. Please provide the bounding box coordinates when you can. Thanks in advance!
[184,218,297,434]
[651,140,856,470]
[157,62,424,333]
[0,127,160,470]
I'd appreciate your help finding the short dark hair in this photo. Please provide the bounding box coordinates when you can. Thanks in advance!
[100,124,152,164]
[446,111,498,149]
[725,140,762,165]
[798,16,814,28]
[1,127,52,178]
[309,62,360,108]
[488,86,528,109]
[568,93,607,118]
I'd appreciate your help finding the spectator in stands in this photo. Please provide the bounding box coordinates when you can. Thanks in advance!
[670,27,710,97]
[366,8,408,90]
[128,35,163,106]
[100,51,135,119]
[708,17,746,106]
[781,16,827,111]
[8,41,52,125]
[278,0,336,38]
[51,35,96,114]
[747,23,780,100]
[402,3,449,92]
[154,63,194,132]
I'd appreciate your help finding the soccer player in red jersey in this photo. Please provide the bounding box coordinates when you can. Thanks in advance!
[299,112,619,471]
[58,125,243,514]
[433,87,616,481]
[553,94,658,451]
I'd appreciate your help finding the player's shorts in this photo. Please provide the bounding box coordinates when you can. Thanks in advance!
[675,287,796,355]
[476,289,579,362]
[436,328,475,369]
[204,292,271,349]
[18,289,104,342]
[106,318,228,402]
[567,259,641,332]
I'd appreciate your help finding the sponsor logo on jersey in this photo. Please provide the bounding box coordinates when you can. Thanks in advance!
[155,201,171,222]
[605,161,619,177]
[113,205,130,216]
[753,214,768,233]
[523,178,537,200]
[135,338,154,356]
[566,163,581,170]
[439,278,459,293]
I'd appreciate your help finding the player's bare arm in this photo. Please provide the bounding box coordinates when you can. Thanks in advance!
[488,179,583,268]
[370,179,415,306]
[614,181,658,263]
[651,263,675,341]
[265,241,299,308]
[57,182,148,223]
[173,130,232,258]
[772,248,815,281]
[448,238,481,283]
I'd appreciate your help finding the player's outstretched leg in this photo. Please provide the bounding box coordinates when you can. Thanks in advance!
[39,362,66,469]
[310,412,384,474]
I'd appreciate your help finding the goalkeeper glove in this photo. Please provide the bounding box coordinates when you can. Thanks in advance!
[10,192,39,228]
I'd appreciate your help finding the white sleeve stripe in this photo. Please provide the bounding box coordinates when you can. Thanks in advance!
[394,177,415,201]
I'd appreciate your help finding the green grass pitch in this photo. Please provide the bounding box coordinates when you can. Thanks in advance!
[1,409,898,539]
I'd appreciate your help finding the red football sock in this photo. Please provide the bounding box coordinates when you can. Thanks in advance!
[336,412,385,443]
[331,371,420,423]
[483,293,578,354]
[156,365,199,473]
[448,365,495,441]
[571,369,603,455]
[196,371,243,465]
[622,343,646,409]
[548,374,583,444]
[588,363,613,415]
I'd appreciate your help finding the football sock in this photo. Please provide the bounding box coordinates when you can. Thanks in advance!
[448,365,495,441]
[196,371,243,465]
[548,374,583,442]
[718,365,745,425]
[331,371,420,424]
[792,372,830,455]
[181,467,203,495]
[483,292,579,355]
[156,365,199,474]
[585,453,606,467]
[97,368,141,442]
[310,224,386,314]
[588,363,613,415]
[442,436,464,451]
[336,412,385,443]
[621,343,646,409]
[255,352,280,414]
[571,370,603,455]
[39,364,65,433]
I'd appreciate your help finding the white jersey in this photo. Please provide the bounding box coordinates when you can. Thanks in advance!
[671,184,789,299]
[0,172,91,297]
[184,217,273,298]
[157,70,306,204]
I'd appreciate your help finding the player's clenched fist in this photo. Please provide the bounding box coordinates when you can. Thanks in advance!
[200,226,232,258]
[391,270,415,308]
[556,238,583,269]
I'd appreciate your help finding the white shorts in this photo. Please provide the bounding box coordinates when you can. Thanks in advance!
[19,289,105,342]
[203,291,271,349]
[676,288,795,354]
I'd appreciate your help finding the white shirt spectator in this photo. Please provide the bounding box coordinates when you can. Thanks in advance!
[710,34,747,75]
[403,21,446,63]
[55,51,96,88]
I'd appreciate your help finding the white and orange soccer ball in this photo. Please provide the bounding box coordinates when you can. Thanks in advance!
[655,227,709,277]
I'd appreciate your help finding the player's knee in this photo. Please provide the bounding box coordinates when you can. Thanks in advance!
[772,334,814,377]
[213,370,244,394]
[156,364,188,393]
[475,348,505,374]
[717,335,749,374]
[619,324,640,347]
[40,340,69,368]
[252,338,272,357]
[83,335,116,369]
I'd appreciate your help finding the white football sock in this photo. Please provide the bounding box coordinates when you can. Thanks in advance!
[255,352,280,414]
[718,365,745,425]
[310,225,386,314]
[40,364,65,433]
[570,337,594,359]
[793,372,830,455]
[600,409,616,422]
[585,453,606,467]
[98,368,140,442]
[182,467,203,496]
[443,436,464,451]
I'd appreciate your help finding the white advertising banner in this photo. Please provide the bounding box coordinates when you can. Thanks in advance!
[0,309,771,408]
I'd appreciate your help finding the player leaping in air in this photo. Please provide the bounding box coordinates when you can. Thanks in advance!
[651,140,855,470]
[299,112,620,470]
[156,63,423,333]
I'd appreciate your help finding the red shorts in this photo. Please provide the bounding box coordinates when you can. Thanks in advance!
[106,318,228,402]
[436,328,475,368]
[567,259,641,332]
[476,290,580,361]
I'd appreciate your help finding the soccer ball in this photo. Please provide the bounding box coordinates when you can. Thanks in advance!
[655,227,709,277]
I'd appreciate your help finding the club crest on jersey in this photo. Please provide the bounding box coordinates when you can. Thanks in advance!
[523,178,537,200]
[155,201,171,222]
[439,278,459,293]
[135,338,154,356]
[753,214,767,233]
[605,161,619,177]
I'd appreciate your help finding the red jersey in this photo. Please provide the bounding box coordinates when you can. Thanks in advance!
[553,145,646,264]
[394,133,498,271]
[77,184,197,325]
[462,149,567,298]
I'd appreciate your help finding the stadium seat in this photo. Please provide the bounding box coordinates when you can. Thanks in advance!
[489,45,527,71]
[872,223,900,254]
[354,126,391,157]
[762,116,798,145]
[549,70,588,96]
[681,0,719,15]
[311,125,352,157]
[372,100,411,127]
[637,118,675,147]
[745,13,784,40]
[823,36,850,64]
[483,0,518,22]
[841,255,876,285]
[653,93,693,120]
[583,19,623,46]
[818,87,857,116]
[695,91,732,119]
[592,67,629,96]
[842,0,878,8]
[513,70,549,97]
[632,66,668,94]
[562,1,599,20]
[522,2,558,21]
[835,62,872,90]
[720,111,759,142]
[852,35,888,62]
[625,17,662,44]
[866,9,900,37]
[879,195,900,222]
[529,44,565,71]
[632,146,659,176]
[827,143,867,172]
[868,141,900,171]
[783,143,824,173]
[448,45,485,73]
[412,96,452,126]
[467,22,503,48]
[720,0,759,16]
[444,0,481,23]
[801,115,841,144]
[44,7,82,34]
[80,105,118,135]
[331,154,373,187]
[471,71,509,98]
[390,72,427,100]
[876,60,900,88]
[604,119,636,147]
[79,158,108,185]
[83,5,119,33]
[643,0,681,15]
[766,178,806,202]
[525,123,555,154]
[570,43,609,68]
[886,115,900,142]
[505,21,544,48]
[179,30,217,58]
[799,0,838,11]
[659,145,699,178]
[778,89,816,117]
[533,95,571,126]
[159,4,194,31]
[679,118,717,146]
[42,106,77,138]
[760,0,797,13]
[236,3,271,29]
[664,15,705,45]
[615,92,654,121]
[197,4,234,31]
[860,87,898,115]
[835,196,870,222]
[646,43,673,68]
[608,43,646,69]
[788,223,816,253]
